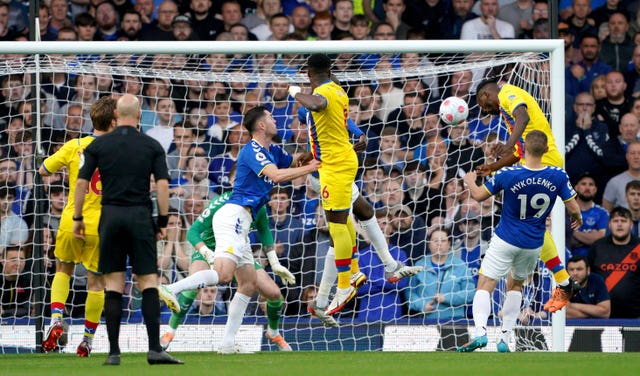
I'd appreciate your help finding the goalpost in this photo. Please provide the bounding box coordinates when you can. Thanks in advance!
[0,40,566,353]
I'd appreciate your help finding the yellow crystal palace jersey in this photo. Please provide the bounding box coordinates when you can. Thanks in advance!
[498,84,563,168]
[42,136,103,235]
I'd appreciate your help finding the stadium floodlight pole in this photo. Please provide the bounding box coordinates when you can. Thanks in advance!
[0,39,565,351]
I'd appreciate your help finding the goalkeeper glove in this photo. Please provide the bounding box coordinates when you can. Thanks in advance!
[266,249,295,285]
[198,245,216,266]
[288,85,302,98]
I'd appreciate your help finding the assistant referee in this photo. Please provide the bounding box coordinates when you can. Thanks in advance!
[72,94,182,366]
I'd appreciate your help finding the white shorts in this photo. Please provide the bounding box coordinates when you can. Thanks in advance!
[211,203,255,267]
[308,174,359,205]
[479,235,541,281]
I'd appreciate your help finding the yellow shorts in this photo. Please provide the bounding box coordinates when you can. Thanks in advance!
[319,159,358,211]
[54,229,100,273]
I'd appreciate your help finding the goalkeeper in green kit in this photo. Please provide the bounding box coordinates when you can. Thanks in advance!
[160,186,294,352]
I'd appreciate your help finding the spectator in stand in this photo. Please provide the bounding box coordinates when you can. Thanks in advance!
[402,160,429,221]
[267,185,304,263]
[624,45,640,98]
[602,112,640,180]
[438,0,478,40]
[290,5,312,39]
[360,161,385,207]
[286,205,330,315]
[446,121,485,177]
[331,0,353,39]
[350,82,384,142]
[74,12,98,42]
[373,58,404,122]
[566,255,611,318]
[265,12,291,40]
[349,14,370,40]
[208,123,250,193]
[49,0,73,38]
[356,210,409,321]
[595,70,631,139]
[460,0,515,40]
[171,14,197,41]
[590,0,628,28]
[157,212,192,284]
[220,0,248,34]
[499,0,534,39]
[146,97,178,152]
[566,0,597,48]
[264,81,295,142]
[167,123,196,181]
[188,0,223,40]
[140,0,177,40]
[588,207,640,318]
[566,34,612,98]
[134,0,155,25]
[565,92,608,192]
[376,127,407,174]
[140,77,171,133]
[44,184,66,237]
[387,92,428,148]
[569,173,609,258]
[94,1,119,41]
[119,9,143,40]
[403,0,446,39]
[559,22,580,67]
[603,141,640,211]
[0,245,31,318]
[590,74,607,101]
[310,10,333,40]
[193,286,226,316]
[388,204,426,264]
[452,210,487,286]
[170,155,212,202]
[374,0,409,40]
[625,180,640,236]
[0,186,28,249]
[405,228,474,321]
[521,0,549,39]
[244,0,281,31]
[599,12,635,72]
[181,192,206,227]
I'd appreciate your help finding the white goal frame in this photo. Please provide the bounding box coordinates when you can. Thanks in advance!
[0,39,566,352]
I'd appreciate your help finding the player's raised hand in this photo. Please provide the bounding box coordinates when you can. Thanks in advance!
[288,85,302,98]
[353,135,367,154]
[198,245,216,266]
[569,213,583,230]
[294,152,314,166]
[475,164,493,177]
[462,170,478,185]
[272,264,296,285]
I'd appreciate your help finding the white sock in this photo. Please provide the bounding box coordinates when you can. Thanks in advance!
[167,327,176,335]
[500,290,522,343]
[168,269,218,294]
[267,327,279,338]
[316,247,337,309]
[360,215,398,272]
[472,290,491,337]
[221,292,251,348]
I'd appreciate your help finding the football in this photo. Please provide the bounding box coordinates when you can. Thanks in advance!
[439,96,469,125]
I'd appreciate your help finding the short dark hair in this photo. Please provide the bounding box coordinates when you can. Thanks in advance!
[610,206,633,221]
[626,180,640,193]
[74,12,96,27]
[243,105,268,134]
[269,185,292,198]
[0,185,16,199]
[567,255,588,267]
[307,53,332,75]
[476,79,498,96]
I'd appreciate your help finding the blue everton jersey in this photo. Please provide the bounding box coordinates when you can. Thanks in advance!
[484,165,576,248]
[227,139,293,218]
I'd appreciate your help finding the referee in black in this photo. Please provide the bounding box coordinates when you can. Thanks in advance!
[72,94,182,366]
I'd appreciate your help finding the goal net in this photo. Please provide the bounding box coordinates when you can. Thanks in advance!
[0,40,564,353]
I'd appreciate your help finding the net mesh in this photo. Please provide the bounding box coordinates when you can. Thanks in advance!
[0,48,555,353]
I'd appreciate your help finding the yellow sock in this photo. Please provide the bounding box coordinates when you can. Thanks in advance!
[329,221,352,289]
[84,289,105,339]
[540,230,570,284]
[347,217,360,274]
[50,272,71,319]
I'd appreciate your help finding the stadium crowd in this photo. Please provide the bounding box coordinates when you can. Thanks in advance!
[1,0,639,331]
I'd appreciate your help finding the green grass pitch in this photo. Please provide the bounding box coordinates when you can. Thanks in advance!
[1,352,638,376]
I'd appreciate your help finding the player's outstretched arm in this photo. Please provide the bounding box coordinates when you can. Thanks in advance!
[477,153,520,177]
[289,85,327,112]
[565,198,583,230]
[462,171,492,202]
[262,159,321,183]
[503,106,529,152]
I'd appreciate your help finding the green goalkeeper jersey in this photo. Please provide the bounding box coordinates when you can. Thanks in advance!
[186,191,274,249]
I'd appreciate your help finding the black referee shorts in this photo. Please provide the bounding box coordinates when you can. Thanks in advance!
[98,205,158,276]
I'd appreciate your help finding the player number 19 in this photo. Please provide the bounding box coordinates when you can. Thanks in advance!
[517,193,550,219]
